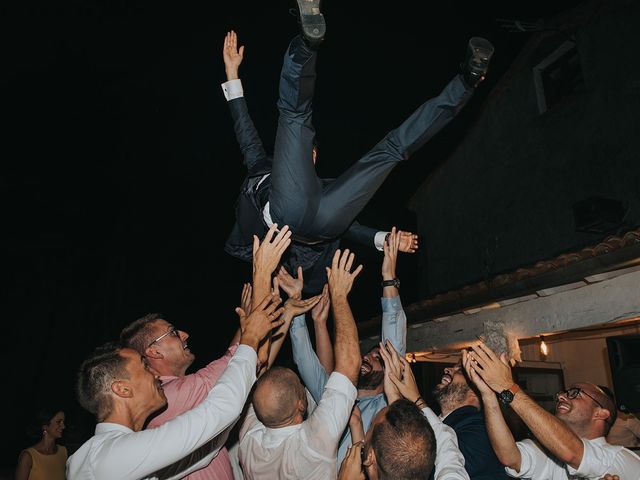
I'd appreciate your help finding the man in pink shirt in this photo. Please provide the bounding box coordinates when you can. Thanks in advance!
[120,313,240,480]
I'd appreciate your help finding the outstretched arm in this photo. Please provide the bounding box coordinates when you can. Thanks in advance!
[311,284,334,373]
[467,342,585,469]
[461,349,522,471]
[326,249,363,384]
[343,221,419,254]
[222,30,269,174]
[267,278,321,368]
[380,227,407,356]
[379,341,469,480]
[279,265,331,401]
[251,225,291,372]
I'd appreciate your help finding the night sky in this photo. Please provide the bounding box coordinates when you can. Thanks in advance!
[3,0,589,468]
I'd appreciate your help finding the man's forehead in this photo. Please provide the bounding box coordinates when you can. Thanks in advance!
[572,382,596,393]
[149,319,173,336]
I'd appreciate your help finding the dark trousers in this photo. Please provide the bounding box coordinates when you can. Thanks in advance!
[269,35,474,241]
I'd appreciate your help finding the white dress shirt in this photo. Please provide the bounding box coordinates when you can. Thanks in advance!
[238,372,357,480]
[421,406,471,480]
[66,345,257,480]
[505,436,640,479]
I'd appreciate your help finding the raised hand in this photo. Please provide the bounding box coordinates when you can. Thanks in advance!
[382,227,400,281]
[462,348,494,397]
[325,249,363,300]
[398,230,419,254]
[223,30,244,81]
[240,282,252,314]
[252,224,292,279]
[311,284,330,325]
[467,342,515,393]
[236,292,284,351]
[283,294,322,320]
[252,224,291,306]
[380,341,421,404]
[379,340,402,404]
[277,265,304,300]
[338,441,366,480]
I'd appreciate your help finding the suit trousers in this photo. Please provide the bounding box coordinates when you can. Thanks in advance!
[269,35,474,242]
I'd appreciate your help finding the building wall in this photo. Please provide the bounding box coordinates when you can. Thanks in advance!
[410,0,640,296]
[519,321,640,390]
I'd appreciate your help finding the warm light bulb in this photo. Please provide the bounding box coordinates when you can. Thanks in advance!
[540,336,549,356]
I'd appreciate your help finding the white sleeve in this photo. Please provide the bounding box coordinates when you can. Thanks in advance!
[94,345,257,480]
[568,438,640,478]
[504,439,564,479]
[221,79,244,101]
[421,407,470,480]
[303,372,357,460]
[374,231,388,251]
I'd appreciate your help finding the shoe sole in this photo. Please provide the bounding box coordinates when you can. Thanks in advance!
[469,37,494,63]
[296,0,325,41]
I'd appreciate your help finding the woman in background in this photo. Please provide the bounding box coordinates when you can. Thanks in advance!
[15,407,66,480]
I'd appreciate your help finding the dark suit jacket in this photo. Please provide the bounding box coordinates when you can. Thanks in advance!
[443,405,509,480]
[224,96,379,293]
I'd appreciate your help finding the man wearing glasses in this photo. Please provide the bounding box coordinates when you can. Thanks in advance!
[462,343,640,479]
[120,316,239,479]
[67,294,284,480]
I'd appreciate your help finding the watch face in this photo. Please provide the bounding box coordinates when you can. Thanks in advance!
[499,390,514,404]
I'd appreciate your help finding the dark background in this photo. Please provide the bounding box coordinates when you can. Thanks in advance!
[2,0,588,469]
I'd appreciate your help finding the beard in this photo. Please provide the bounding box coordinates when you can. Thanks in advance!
[433,382,471,411]
[357,369,385,390]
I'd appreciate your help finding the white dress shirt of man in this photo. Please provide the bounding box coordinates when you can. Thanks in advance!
[66,293,284,480]
[286,227,409,467]
[239,248,363,480]
[463,343,640,479]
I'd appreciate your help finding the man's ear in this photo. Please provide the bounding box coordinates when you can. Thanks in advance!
[595,407,612,424]
[362,447,376,468]
[297,398,306,415]
[111,380,133,399]
[145,346,163,360]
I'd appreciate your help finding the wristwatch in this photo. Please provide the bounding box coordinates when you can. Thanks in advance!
[498,383,520,405]
[381,278,400,289]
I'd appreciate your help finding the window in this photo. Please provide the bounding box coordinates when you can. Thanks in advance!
[533,40,584,114]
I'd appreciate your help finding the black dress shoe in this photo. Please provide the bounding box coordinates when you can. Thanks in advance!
[294,0,325,48]
[461,37,494,88]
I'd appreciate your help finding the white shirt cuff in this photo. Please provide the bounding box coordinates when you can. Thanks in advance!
[374,231,388,251]
[221,79,244,101]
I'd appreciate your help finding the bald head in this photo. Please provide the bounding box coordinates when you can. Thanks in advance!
[253,367,307,428]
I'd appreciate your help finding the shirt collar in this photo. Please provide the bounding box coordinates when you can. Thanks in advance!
[95,422,134,435]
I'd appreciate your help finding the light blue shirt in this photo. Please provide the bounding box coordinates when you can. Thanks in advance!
[290,295,407,466]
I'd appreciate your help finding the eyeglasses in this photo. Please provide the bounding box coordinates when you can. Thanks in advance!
[147,326,180,349]
[555,387,613,425]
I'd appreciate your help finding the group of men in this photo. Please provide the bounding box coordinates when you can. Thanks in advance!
[66,1,640,479]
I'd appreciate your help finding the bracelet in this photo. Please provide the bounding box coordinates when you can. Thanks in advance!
[414,396,426,408]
